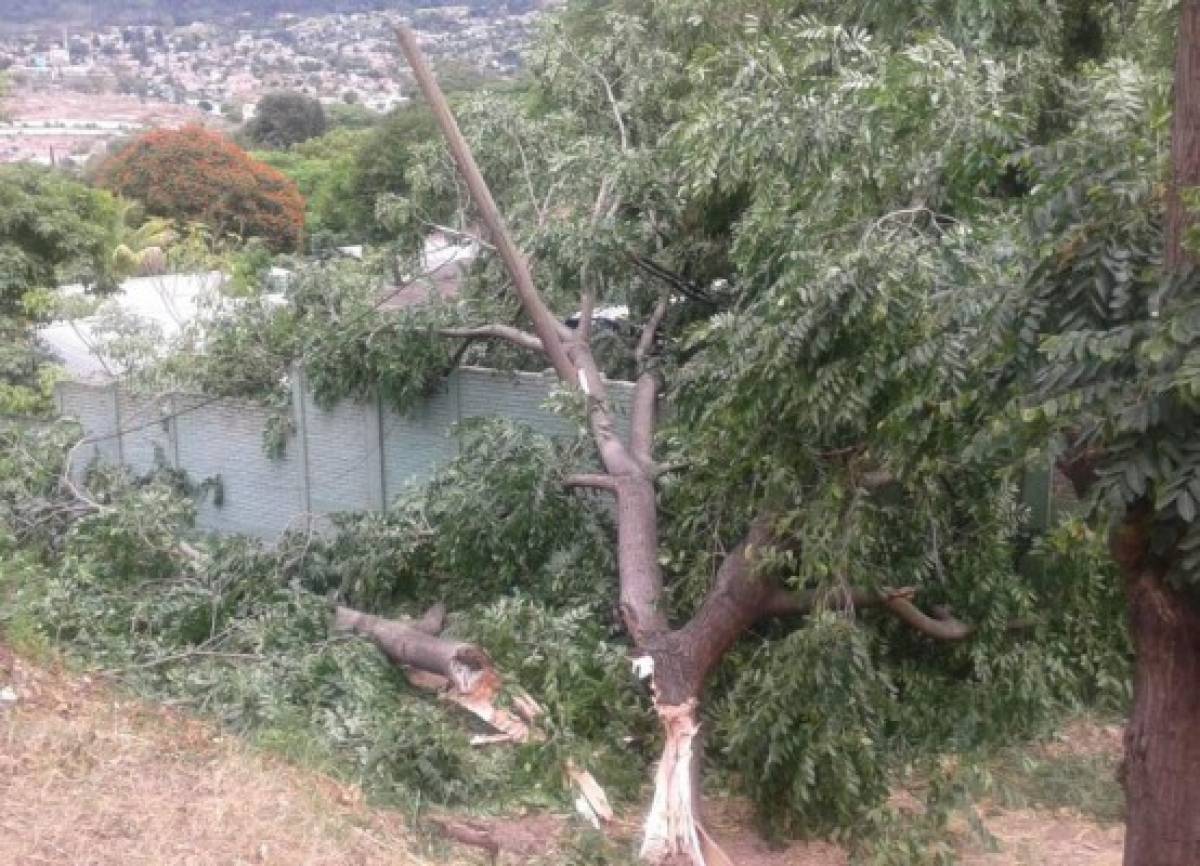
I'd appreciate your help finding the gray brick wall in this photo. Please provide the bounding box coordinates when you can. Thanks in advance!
[56,366,634,539]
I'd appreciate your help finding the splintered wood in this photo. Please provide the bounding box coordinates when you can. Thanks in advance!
[334,604,542,744]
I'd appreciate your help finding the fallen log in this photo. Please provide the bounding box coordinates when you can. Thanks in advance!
[333,603,534,743]
[334,603,492,693]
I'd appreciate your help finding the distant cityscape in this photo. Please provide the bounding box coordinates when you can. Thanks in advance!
[0,5,549,166]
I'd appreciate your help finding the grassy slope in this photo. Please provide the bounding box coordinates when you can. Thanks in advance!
[0,644,452,866]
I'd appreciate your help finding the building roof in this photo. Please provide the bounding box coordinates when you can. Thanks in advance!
[379,232,478,311]
[38,272,227,382]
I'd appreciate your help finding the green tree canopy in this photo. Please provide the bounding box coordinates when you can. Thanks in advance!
[245,91,328,149]
[0,164,118,415]
[0,164,117,310]
[368,1,1169,857]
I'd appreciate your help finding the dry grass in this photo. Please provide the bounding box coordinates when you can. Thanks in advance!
[0,646,437,866]
[959,718,1125,866]
[959,807,1123,866]
[0,644,1129,866]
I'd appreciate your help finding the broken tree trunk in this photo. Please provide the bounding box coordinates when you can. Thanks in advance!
[334,603,534,743]
[334,603,491,694]
[393,25,1006,865]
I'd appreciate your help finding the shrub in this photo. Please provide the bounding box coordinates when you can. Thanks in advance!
[97,125,305,252]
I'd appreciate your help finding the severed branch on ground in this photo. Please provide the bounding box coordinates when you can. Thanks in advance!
[334,602,619,841]
[333,603,540,744]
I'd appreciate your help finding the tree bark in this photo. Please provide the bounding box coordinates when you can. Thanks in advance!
[1122,567,1200,866]
[336,603,538,743]
[333,604,492,694]
[1120,8,1200,864]
[1166,0,1200,268]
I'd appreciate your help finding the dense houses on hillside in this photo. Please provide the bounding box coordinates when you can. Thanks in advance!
[0,6,542,164]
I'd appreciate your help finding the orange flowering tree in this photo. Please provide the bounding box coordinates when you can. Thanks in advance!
[98,125,305,253]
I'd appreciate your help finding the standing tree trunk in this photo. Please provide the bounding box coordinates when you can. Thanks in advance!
[1122,6,1200,862]
[1166,0,1200,270]
[1122,566,1200,865]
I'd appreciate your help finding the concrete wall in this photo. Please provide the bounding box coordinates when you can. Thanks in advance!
[56,366,632,539]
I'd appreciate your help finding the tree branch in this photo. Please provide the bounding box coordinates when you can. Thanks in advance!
[438,324,544,354]
[562,40,629,152]
[396,25,577,382]
[636,291,670,365]
[878,595,976,640]
[629,291,670,467]
[578,177,617,346]
[397,25,661,655]
[762,584,1034,641]
[564,473,618,492]
[578,276,596,345]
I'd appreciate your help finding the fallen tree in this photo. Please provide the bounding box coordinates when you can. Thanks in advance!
[2,2,1152,861]
[392,26,1037,864]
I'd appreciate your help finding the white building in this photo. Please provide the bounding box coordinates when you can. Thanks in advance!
[38,272,229,382]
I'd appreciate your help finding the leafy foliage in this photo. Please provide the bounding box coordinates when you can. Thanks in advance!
[297,419,615,611]
[0,421,648,813]
[717,615,893,836]
[4,0,1172,854]
[97,125,306,252]
[245,91,328,150]
[254,129,372,243]
[0,165,119,416]
[1009,46,1200,588]
[0,164,118,309]
[256,101,447,247]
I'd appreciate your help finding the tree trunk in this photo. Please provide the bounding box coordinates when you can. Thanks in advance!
[1122,569,1200,866]
[1166,0,1200,267]
[641,699,704,864]
[1122,6,1200,863]
[633,521,782,865]
[333,604,493,694]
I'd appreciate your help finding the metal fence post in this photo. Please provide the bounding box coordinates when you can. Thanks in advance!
[291,363,313,522]
[451,368,463,455]
[110,383,124,464]
[166,393,181,469]
[364,390,387,510]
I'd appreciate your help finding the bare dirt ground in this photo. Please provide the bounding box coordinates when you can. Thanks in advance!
[957,718,1125,866]
[0,646,433,866]
[0,644,1126,866]
[959,808,1123,866]
[5,88,208,126]
[0,86,218,165]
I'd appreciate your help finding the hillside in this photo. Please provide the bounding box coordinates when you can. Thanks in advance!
[0,644,1125,866]
[1,0,537,31]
